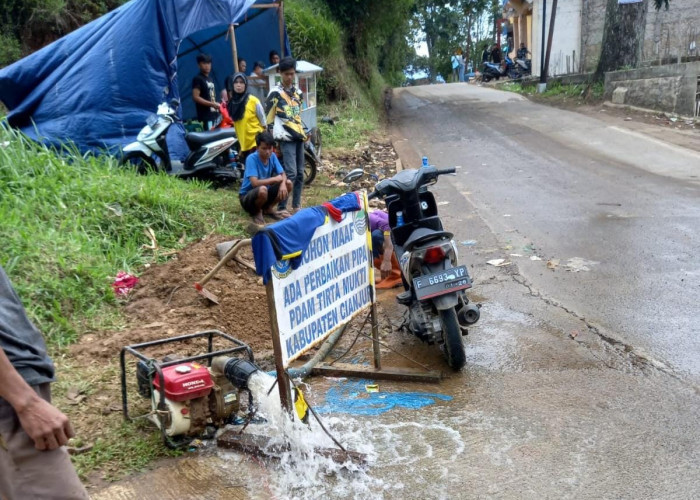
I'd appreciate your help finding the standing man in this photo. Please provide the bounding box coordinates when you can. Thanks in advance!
[0,264,88,499]
[482,44,491,63]
[239,131,292,225]
[192,53,218,130]
[265,56,307,215]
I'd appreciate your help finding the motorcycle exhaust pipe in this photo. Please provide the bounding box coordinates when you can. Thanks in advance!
[458,303,481,326]
[212,356,261,390]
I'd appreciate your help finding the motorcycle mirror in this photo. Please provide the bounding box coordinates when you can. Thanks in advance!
[343,168,365,184]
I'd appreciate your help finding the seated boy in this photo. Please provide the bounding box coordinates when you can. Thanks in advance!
[239,131,293,225]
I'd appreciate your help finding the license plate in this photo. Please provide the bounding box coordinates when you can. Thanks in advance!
[413,266,471,300]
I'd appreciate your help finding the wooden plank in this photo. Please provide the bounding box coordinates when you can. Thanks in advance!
[266,281,293,414]
[217,432,366,465]
[311,362,442,383]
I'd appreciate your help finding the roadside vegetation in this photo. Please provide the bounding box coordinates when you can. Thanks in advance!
[501,80,605,104]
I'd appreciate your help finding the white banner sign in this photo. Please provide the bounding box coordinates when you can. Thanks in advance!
[270,199,374,367]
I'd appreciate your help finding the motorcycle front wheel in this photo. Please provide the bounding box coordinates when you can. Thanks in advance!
[439,308,466,370]
[120,152,156,175]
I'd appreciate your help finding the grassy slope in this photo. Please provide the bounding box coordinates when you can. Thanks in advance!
[0,127,247,348]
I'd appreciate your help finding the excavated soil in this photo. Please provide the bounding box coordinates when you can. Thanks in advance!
[71,236,275,366]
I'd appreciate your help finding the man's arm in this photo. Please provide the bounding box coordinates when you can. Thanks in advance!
[249,174,284,188]
[380,232,394,278]
[192,87,217,109]
[0,349,74,451]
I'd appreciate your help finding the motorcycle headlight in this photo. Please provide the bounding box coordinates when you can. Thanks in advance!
[146,114,159,128]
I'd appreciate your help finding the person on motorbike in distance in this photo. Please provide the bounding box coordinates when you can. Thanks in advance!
[239,131,292,225]
[227,73,266,164]
[517,42,530,60]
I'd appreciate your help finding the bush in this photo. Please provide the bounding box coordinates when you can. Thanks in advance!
[0,32,22,66]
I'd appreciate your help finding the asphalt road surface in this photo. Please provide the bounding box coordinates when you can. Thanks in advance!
[390,83,700,384]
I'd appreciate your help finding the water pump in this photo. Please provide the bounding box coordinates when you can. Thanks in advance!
[120,330,262,447]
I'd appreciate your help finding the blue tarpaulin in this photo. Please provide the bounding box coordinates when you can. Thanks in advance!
[0,0,289,159]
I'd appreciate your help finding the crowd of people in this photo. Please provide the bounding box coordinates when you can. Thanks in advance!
[190,50,401,285]
[191,51,306,225]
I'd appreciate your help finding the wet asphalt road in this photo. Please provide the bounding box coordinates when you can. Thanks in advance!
[390,83,700,383]
[94,84,700,499]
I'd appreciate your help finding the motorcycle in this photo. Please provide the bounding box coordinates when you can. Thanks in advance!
[504,55,524,80]
[120,99,240,183]
[368,166,481,370]
[515,57,531,76]
[481,61,506,82]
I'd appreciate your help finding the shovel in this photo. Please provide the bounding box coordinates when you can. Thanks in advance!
[194,239,252,304]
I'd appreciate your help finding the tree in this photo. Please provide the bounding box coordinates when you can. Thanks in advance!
[411,0,493,82]
[594,0,672,80]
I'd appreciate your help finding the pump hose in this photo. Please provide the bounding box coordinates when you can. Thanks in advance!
[286,323,348,379]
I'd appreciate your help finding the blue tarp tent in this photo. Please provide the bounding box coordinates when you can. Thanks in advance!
[0,0,289,159]
[177,6,291,121]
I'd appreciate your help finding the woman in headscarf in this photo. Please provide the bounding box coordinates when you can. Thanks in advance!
[226,72,266,161]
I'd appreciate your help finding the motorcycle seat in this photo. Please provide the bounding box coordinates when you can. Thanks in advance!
[404,227,453,252]
[185,128,237,149]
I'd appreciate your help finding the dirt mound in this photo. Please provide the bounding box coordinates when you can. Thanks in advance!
[71,236,275,366]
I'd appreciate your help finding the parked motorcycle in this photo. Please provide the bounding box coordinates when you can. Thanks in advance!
[481,61,507,82]
[368,166,480,370]
[515,57,532,76]
[504,55,524,80]
[120,99,240,183]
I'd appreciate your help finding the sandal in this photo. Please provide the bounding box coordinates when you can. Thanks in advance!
[274,210,292,219]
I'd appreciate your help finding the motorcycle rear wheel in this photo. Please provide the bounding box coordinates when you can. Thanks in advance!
[439,308,466,370]
[304,150,318,186]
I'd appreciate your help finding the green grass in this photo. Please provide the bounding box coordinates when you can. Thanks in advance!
[0,125,245,348]
[501,80,605,103]
[71,420,183,482]
[318,100,381,150]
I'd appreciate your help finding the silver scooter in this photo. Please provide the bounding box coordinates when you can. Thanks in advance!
[120,99,240,183]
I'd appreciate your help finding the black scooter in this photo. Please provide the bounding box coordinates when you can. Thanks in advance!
[369,166,480,370]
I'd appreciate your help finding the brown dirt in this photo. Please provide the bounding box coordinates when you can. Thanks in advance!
[71,235,275,366]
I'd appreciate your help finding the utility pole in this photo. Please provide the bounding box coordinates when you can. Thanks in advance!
[542,0,558,83]
[539,0,547,84]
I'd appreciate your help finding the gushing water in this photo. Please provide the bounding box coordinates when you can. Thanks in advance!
[219,372,467,499]
[224,371,387,499]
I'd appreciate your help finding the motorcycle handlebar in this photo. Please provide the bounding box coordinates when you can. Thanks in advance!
[437,167,456,175]
[368,190,379,200]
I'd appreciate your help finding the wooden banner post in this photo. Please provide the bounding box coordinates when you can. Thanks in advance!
[265,281,293,415]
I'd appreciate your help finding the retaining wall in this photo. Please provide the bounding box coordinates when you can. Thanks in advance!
[604,61,699,116]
